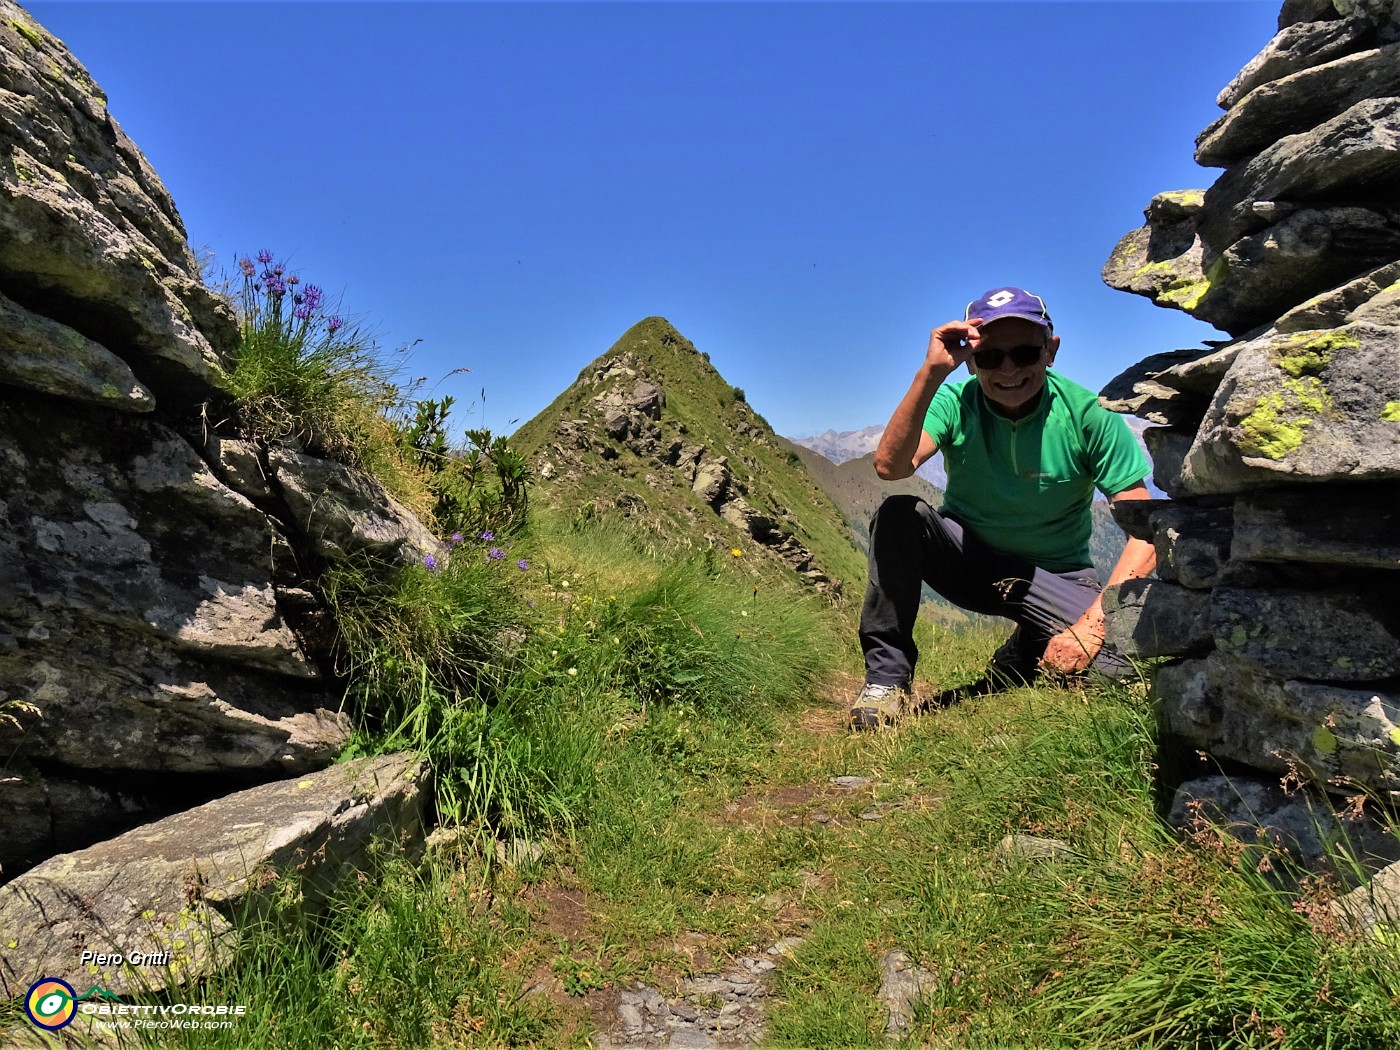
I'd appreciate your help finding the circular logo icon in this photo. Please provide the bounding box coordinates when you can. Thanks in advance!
[25,978,77,1030]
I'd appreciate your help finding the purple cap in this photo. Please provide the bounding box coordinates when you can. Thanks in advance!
[964,287,1053,332]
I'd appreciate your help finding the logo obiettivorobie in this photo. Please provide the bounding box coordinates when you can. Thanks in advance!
[25,978,77,1030]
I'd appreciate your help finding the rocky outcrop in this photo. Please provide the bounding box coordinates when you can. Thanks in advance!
[530,333,841,596]
[0,0,435,892]
[0,752,427,998]
[1101,0,1400,896]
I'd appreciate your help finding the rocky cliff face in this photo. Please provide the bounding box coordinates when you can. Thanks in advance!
[0,3,432,880]
[1100,0,1400,892]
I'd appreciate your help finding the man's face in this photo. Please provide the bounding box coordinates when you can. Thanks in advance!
[968,317,1059,419]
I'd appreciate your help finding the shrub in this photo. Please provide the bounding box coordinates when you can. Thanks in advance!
[217,252,402,466]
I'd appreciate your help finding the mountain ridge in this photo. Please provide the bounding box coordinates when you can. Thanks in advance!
[509,317,868,597]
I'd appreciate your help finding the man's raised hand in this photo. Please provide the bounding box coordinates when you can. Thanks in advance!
[926,318,983,372]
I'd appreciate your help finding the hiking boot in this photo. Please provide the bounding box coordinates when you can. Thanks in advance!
[848,682,909,731]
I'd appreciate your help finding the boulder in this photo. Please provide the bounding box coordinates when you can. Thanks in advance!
[1180,323,1400,494]
[1200,42,1400,166]
[1168,773,1400,882]
[692,457,731,505]
[0,5,236,407]
[0,288,154,411]
[1099,348,1215,427]
[0,752,427,998]
[1192,206,1400,334]
[1329,858,1400,932]
[1273,258,1400,332]
[269,448,441,565]
[1103,578,1214,659]
[1141,427,1196,499]
[1156,654,1400,796]
[1216,14,1373,111]
[0,396,347,780]
[1148,502,1234,589]
[1196,97,1400,255]
[1232,483,1400,566]
[1278,0,1344,28]
[1101,199,1213,317]
[1211,585,1400,680]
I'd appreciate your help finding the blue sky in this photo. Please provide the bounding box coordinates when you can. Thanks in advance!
[27,0,1278,439]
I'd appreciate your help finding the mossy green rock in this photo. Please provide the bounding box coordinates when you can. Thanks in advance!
[1157,653,1400,797]
[1180,323,1400,494]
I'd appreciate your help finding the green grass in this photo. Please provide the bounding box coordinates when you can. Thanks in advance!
[70,279,1395,1050]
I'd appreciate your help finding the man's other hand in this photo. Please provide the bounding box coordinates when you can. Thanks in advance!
[1040,615,1105,674]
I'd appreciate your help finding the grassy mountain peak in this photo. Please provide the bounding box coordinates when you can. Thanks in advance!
[510,317,866,596]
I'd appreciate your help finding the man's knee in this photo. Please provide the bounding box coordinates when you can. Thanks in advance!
[870,494,930,540]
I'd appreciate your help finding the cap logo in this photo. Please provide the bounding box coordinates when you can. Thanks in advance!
[985,290,1015,308]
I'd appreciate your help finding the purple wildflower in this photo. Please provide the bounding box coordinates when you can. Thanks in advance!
[480,531,495,542]
[326,316,344,333]
[287,274,300,286]
[302,284,324,310]
[517,559,529,571]
[449,532,464,546]
[256,249,273,264]
[264,275,286,296]
[487,547,506,561]
[423,554,438,570]
[294,305,311,321]
[238,258,255,276]
[272,265,284,276]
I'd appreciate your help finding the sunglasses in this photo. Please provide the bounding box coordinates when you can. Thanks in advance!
[972,344,1045,370]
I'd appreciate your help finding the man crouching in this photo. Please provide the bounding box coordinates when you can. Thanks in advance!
[850,286,1156,730]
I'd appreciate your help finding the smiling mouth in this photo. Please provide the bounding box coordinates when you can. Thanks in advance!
[993,377,1029,391]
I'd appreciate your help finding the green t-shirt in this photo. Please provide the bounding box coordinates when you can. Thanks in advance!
[922,370,1150,572]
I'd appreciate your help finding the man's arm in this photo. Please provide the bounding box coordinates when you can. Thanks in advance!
[1039,482,1158,674]
[873,320,981,480]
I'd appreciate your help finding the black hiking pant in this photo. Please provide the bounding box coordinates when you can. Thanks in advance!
[859,495,1131,687]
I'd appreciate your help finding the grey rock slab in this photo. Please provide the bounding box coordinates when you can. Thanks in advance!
[1211,585,1400,680]
[0,6,237,405]
[1217,14,1373,111]
[1099,347,1224,425]
[1330,858,1400,932]
[0,287,154,411]
[991,834,1080,864]
[1100,208,1210,317]
[878,950,938,1039]
[0,753,428,998]
[1151,501,1234,590]
[269,448,441,565]
[1103,578,1213,659]
[1142,427,1196,499]
[1193,206,1400,335]
[1156,654,1400,796]
[1232,483,1400,567]
[1197,97,1400,254]
[1181,323,1400,495]
[1201,41,1400,166]
[666,1030,719,1048]
[1274,259,1400,333]
[0,398,314,676]
[0,619,349,775]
